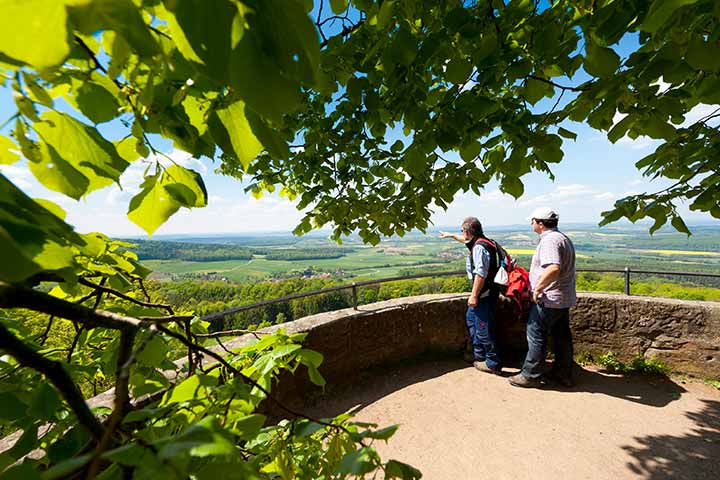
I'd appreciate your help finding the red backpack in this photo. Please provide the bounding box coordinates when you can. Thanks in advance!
[475,238,531,318]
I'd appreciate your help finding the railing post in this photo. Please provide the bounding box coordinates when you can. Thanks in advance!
[352,282,358,310]
[624,267,631,295]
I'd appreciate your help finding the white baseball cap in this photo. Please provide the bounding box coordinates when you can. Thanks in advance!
[527,207,559,221]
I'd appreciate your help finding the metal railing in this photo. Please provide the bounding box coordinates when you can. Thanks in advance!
[202,268,720,323]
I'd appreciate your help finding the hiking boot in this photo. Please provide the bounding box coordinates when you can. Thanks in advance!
[473,361,502,375]
[462,350,474,363]
[545,370,575,388]
[508,373,543,388]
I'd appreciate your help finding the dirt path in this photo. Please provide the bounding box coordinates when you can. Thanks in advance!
[308,359,720,479]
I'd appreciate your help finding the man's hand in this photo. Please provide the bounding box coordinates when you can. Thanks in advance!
[533,289,543,304]
[468,295,478,307]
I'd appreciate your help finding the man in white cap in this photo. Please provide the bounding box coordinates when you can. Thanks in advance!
[509,207,576,388]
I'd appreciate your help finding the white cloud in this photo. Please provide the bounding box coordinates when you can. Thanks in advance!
[681,103,720,128]
[616,135,654,150]
[594,192,616,200]
[0,164,35,192]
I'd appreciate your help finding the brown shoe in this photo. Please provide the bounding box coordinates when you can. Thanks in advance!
[545,370,575,388]
[473,361,502,375]
[508,373,542,388]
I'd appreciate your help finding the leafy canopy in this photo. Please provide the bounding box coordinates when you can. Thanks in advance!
[0,0,719,478]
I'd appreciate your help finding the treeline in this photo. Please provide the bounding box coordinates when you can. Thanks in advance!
[150,276,469,331]
[124,240,355,262]
[129,240,253,261]
[577,272,720,301]
[148,272,720,334]
[259,248,351,261]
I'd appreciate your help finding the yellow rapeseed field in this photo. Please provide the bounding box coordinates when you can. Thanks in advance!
[633,249,720,257]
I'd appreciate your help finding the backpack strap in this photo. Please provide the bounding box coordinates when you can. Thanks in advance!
[470,237,499,297]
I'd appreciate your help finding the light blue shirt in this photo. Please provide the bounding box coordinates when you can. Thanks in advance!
[466,241,491,280]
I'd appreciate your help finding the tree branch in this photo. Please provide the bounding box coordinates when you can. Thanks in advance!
[194,329,264,339]
[0,322,105,442]
[527,75,592,92]
[79,278,175,315]
[0,282,142,331]
[87,328,137,479]
[154,324,361,442]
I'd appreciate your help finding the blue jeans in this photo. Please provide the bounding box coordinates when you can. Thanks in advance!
[521,303,574,379]
[465,298,500,370]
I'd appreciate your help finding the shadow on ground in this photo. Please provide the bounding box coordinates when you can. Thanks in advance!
[538,364,687,408]
[304,354,689,419]
[622,399,720,479]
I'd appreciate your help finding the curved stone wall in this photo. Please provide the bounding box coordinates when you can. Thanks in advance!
[219,292,719,401]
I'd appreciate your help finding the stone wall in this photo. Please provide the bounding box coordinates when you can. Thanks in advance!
[571,293,720,377]
[219,292,719,401]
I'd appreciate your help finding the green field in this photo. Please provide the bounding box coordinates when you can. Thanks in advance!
[143,225,720,287]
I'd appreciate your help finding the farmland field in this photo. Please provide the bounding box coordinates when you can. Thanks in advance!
[138,224,720,285]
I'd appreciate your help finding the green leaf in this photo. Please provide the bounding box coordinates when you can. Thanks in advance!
[670,215,691,235]
[0,136,20,165]
[0,174,80,282]
[163,164,208,208]
[524,77,552,105]
[27,383,61,420]
[40,454,92,480]
[500,176,524,198]
[29,141,90,200]
[402,148,426,176]
[67,0,160,58]
[102,443,158,468]
[127,175,182,236]
[685,34,720,72]
[75,82,120,124]
[161,374,204,406]
[2,462,43,480]
[365,424,398,440]
[33,198,67,220]
[297,348,323,368]
[114,137,141,163]
[0,392,27,420]
[136,335,169,366]
[336,447,376,476]
[33,111,129,195]
[557,127,577,141]
[330,0,349,14]
[164,0,237,81]
[306,363,326,387]
[445,57,473,84]
[642,115,676,140]
[215,100,264,170]
[584,41,620,78]
[385,459,422,479]
[0,0,69,68]
[641,0,698,34]
[231,414,266,440]
[21,73,53,108]
[607,115,635,143]
[156,416,234,459]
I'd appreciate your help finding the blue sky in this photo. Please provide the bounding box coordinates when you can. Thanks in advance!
[1,13,717,238]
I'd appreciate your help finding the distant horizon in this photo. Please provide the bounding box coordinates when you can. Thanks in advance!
[117,219,720,240]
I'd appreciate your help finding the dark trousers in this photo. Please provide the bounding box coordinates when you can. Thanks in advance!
[521,303,574,380]
[465,297,500,369]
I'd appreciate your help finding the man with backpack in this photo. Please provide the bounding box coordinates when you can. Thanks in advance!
[440,217,502,375]
[509,207,576,389]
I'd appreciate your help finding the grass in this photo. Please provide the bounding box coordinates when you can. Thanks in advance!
[591,351,672,375]
[705,379,720,390]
